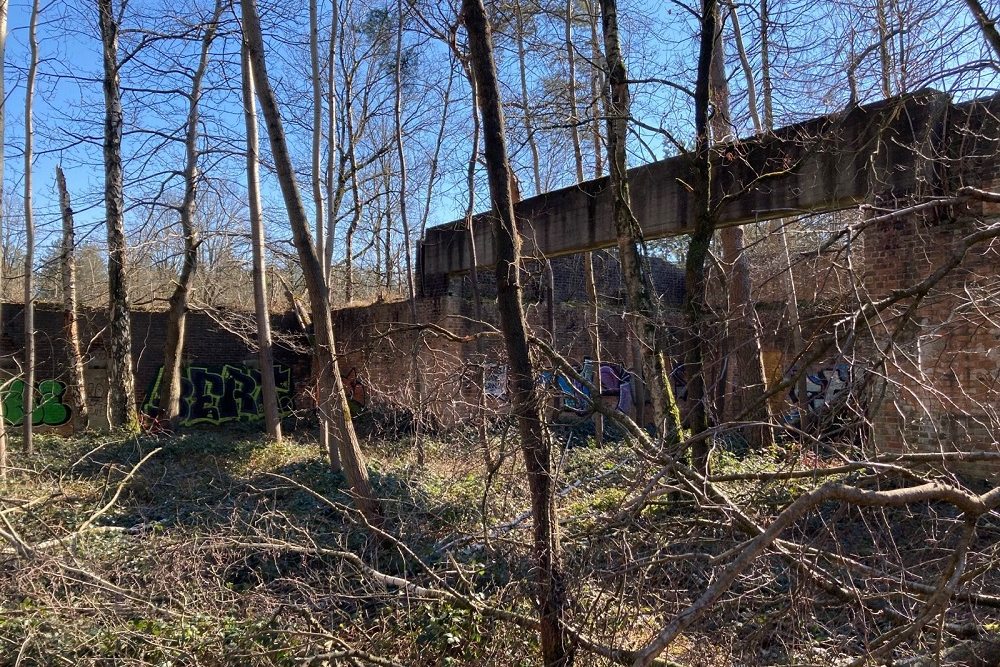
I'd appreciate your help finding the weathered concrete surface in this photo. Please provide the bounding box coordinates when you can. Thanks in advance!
[419,90,1000,292]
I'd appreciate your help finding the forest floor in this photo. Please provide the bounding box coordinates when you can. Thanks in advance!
[0,427,997,666]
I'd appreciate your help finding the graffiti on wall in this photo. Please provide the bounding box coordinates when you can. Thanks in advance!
[788,362,853,412]
[1,379,72,427]
[142,364,295,426]
[485,359,636,415]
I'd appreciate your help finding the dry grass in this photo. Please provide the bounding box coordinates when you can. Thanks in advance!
[1,429,997,666]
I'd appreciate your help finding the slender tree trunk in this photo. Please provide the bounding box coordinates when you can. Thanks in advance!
[566,0,584,182]
[394,0,425,463]
[684,0,721,473]
[313,0,334,472]
[566,0,602,443]
[587,0,604,174]
[461,66,490,452]
[159,3,221,425]
[760,0,773,129]
[310,0,325,267]
[344,80,361,304]
[0,0,8,476]
[726,1,761,133]
[875,0,893,98]
[514,0,542,194]
[242,0,379,522]
[241,44,283,442]
[98,0,138,431]
[56,166,89,433]
[710,5,773,449]
[599,0,682,440]
[462,1,572,663]
[587,0,605,442]
[730,0,807,431]
[22,0,39,454]
[324,0,340,280]
[464,69,484,327]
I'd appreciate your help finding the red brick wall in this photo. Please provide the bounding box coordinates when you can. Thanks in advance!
[861,202,1000,467]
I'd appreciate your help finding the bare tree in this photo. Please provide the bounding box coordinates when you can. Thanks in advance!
[56,166,89,433]
[158,1,222,425]
[462,0,572,662]
[98,0,138,431]
[22,0,39,454]
[565,0,603,444]
[310,0,326,274]
[514,0,542,194]
[241,0,379,522]
[711,4,773,449]
[0,0,7,476]
[324,0,340,280]
[241,42,282,443]
[599,0,683,440]
[680,0,723,472]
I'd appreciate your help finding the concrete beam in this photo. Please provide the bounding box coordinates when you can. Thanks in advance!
[418,90,968,291]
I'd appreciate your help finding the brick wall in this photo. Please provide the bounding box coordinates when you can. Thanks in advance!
[860,203,1000,467]
[0,303,308,431]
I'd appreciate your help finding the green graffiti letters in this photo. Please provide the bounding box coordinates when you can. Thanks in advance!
[1,378,73,427]
[142,364,294,426]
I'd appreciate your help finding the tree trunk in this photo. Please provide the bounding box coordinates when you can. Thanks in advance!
[461,1,572,663]
[587,0,605,442]
[394,0,425,464]
[565,0,603,443]
[159,2,221,425]
[98,0,138,431]
[324,0,340,281]
[514,0,542,194]
[760,0,773,128]
[241,0,379,522]
[344,78,361,304]
[56,166,89,433]
[598,0,682,441]
[683,0,721,473]
[310,0,325,269]
[710,5,773,450]
[730,0,808,432]
[241,44,283,442]
[22,0,38,454]
[0,0,8,476]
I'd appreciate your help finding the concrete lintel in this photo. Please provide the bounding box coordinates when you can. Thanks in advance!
[418,90,961,290]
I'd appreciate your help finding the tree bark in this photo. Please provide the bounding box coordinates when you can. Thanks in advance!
[56,166,89,433]
[310,0,325,269]
[241,0,379,522]
[314,0,334,470]
[0,0,8,476]
[682,0,721,473]
[159,2,221,425]
[461,0,572,663]
[241,44,283,442]
[98,0,139,431]
[22,0,39,454]
[598,0,682,440]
